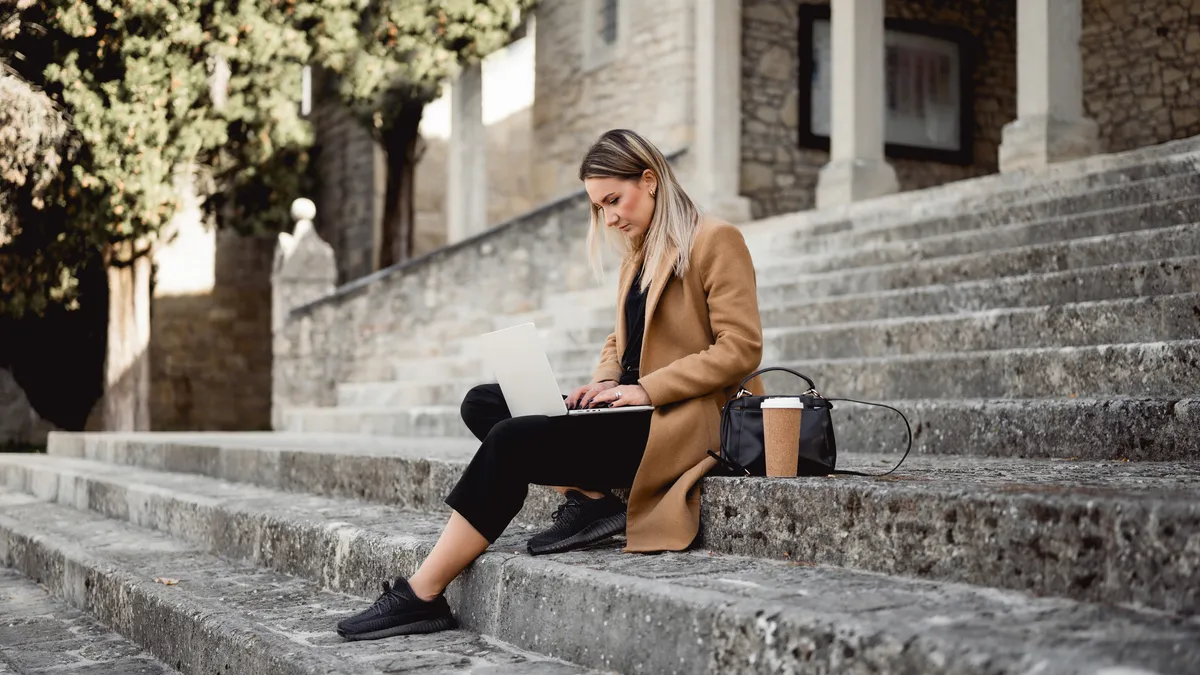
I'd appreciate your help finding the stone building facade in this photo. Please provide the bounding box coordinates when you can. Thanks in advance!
[308,0,1200,282]
[150,230,276,431]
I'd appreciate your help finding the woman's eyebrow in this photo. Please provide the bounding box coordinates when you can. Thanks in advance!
[593,192,617,207]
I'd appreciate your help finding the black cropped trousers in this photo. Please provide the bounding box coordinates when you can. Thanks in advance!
[444,383,652,543]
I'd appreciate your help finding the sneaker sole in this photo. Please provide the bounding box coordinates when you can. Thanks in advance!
[527,512,626,556]
[337,615,458,641]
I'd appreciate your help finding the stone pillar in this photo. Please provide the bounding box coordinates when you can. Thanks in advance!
[272,199,336,333]
[693,0,752,223]
[998,0,1099,172]
[446,62,487,243]
[815,0,898,208]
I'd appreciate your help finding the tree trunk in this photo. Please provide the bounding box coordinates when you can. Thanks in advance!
[90,242,152,431]
[378,102,426,268]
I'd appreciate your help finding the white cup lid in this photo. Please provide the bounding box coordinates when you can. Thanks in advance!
[761,397,804,409]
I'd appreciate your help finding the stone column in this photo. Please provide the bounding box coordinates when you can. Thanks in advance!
[446,62,487,243]
[815,0,898,208]
[693,0,752,223]
[272,199,336,334]
[999,0,1099,171]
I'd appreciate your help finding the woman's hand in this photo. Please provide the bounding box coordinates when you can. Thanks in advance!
[589,384,652,408]
[567,380,618,409]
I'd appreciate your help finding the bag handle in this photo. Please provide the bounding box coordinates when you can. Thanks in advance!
[827,397,912,477]
[735,366,816,393]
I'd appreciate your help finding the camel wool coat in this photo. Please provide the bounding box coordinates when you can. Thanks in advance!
[592,216,764,553]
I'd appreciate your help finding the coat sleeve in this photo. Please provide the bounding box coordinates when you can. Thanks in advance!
[592,330,623,383]
[637,224,763,407]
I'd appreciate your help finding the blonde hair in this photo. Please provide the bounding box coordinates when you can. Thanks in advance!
[578,129,701,293]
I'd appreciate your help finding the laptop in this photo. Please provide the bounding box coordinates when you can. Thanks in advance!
[480,322,655,417]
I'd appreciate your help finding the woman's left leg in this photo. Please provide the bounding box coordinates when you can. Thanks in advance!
[336,409,650,640]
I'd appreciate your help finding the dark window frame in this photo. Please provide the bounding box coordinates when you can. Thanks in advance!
[797,4,977,166]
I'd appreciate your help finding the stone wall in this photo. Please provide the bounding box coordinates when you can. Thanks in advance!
[530,0,696,204]
[151,231,275,431]
[1082,0,1200,153]
[741,0,1017,219]
[274,189,601,418]
[413,106,537,257]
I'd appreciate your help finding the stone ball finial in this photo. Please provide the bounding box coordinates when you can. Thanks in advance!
[291,198,316,223]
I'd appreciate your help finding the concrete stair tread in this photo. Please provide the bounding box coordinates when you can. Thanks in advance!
[27,435,1200,610]
[2,460,1198,674]
[327,339,1200,402]
[0,491,596,675]
[9,448,1200,504]
[753,222,1200,289]
[751,178,1200,265]
[279,396,1199,461]
[0,568,180,675]
[741,143,1200,240]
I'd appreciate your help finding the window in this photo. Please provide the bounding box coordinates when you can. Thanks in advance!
[600,0,619,45]
[583,0,625,71]
[798,5,974,165]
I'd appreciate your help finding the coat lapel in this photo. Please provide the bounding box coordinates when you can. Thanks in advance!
[640,264,670,363]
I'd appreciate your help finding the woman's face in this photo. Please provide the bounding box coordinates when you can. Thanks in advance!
[584,171,657,240]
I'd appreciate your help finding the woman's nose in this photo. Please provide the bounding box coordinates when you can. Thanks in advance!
[605,211,619,227]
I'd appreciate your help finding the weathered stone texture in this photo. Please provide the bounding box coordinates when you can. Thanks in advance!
[414,106,537,256]
[150,231,275,432]
[741,0,1016,219]
[0,368,53,446]
[273,191,598,417]
[531,0,696,204]
[1082,0,1200,153]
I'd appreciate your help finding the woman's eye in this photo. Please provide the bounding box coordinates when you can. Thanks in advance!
[609,199,619,206]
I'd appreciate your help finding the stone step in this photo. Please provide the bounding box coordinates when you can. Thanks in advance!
[0,567,180,674]
[357,291,1199,408]
[751,172,1200,260]
[754,189,1200,274]
[742,140,1200,246]
[4,452,1198,674]
[0,492,594,675]
[279,396,1198,461]
[398,256,1200,370]
[769,339,1199,400]
[759,255,1200,327]
[329,337,1199,409]
[26,438,1200,613]
[762,292,1200,360]
[755,221,1200,289]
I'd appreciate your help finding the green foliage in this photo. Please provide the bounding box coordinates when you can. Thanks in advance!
[0,0,533,317]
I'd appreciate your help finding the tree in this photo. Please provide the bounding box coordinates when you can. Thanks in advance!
[0,0,533,430]
[0,0,317,317]
[311,0,535,265]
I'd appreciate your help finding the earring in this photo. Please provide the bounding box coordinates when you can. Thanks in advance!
[650,188,656,197]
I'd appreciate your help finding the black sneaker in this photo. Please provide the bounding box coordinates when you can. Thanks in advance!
[336,577,456,641]
[527,490,626,555]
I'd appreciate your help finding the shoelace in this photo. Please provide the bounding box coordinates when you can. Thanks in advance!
[550,496,586,523]
[368,579,407,615]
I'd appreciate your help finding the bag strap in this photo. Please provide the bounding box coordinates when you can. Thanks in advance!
[826,397,912,477]
[735,366,816,393]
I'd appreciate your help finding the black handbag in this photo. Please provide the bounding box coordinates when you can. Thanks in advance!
[707,367,912,477]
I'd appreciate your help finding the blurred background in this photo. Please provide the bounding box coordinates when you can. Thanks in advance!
[2,0,1197,444]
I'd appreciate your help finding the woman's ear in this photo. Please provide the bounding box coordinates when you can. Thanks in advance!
[642,169,658,197]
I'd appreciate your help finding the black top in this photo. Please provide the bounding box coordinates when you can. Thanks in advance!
[619,266,648,386]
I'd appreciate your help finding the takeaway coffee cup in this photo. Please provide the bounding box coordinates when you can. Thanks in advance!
[761,397,804,477]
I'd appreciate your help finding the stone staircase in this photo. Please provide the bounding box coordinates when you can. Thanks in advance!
[2,137,1199,673]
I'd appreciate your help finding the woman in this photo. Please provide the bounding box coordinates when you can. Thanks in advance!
[336,128,763,641]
